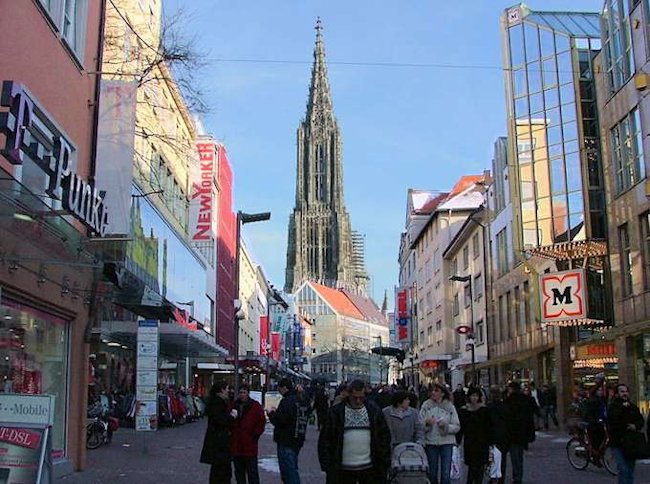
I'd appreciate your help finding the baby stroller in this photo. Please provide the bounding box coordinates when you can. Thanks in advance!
[389,442,430,483]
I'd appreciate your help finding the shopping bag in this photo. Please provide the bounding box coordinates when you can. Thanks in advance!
[450,445,461,480]
[487,446,502,479]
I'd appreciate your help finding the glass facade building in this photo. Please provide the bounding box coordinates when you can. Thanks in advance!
[502,5,605,250]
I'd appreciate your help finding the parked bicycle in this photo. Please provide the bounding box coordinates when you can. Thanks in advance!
[566,420,617,476]
[86,399,118,450]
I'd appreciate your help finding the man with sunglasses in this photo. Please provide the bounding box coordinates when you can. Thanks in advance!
[318,379,391,483]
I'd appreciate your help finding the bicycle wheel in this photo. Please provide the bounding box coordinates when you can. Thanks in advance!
[602,446,618,476]
[86,421,104,450]
[566,437,589,470]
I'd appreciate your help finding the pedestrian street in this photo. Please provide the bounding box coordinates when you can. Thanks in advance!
[56,418,650,484]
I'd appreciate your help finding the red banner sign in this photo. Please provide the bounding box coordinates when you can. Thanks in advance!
[260,316,269,356]
[173,308,197,331]
[271,332,281,361]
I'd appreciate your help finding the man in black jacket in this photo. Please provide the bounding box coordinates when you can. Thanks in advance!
[503,381,536,484]
[607,383,645,483]
[200,381,236,483]
[268,378,309,484]
[318,379,391,483]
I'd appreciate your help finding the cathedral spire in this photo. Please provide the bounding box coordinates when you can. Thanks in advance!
[306,17,333,123]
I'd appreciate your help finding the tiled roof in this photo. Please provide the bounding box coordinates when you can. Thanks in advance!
[342,290,387,327]
[416,192,449,215]
[448,175,484,198]
[310,282,365,319]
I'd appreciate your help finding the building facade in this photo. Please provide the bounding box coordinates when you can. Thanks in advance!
[596,0,650,414]
[295,281,389,384]
[0,0,105,474]
[285,21,363,294]
[497,4,612,415]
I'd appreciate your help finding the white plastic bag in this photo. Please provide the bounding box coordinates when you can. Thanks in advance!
[450,445,461,480]
[488,446,503,479]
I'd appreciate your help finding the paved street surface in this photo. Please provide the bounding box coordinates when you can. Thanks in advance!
[58,418,650,483]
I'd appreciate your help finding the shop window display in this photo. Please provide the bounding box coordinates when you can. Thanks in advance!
[0,302,69,457]
[634,333,650,414]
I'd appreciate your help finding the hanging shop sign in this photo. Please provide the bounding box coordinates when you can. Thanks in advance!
[259,316,269,356]
[0,81,110,236]
[395,286,411,344]
[574,342,616,360]
[136,320,159,432]
[189,140,217,242]
[539,269,586,323]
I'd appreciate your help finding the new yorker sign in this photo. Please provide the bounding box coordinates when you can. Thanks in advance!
[0,81,110,236]
[539,269,586,323]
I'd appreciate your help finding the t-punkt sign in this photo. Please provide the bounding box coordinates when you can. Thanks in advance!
[540,269,586,323]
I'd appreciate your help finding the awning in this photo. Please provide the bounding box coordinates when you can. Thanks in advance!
[526,239,607,261]
[370,346,405,359]
[420,354,453,362]
[449,354,488,370]
[95,320,228,358]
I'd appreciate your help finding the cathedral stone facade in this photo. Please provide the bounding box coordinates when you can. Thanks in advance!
[285,20,366,294]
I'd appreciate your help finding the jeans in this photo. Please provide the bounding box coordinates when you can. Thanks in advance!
[277,444,301,484]
[611,446,636,484]
[508,444,524,484]
[425,444,454,484]
[466,463,485,484]
[233,456,260,484]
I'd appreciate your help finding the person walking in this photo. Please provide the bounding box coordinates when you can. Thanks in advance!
[231,384,266,484]
[503,381,536,484]
[486,386,508,484]
[382,390,424,447]
[458,387,492,484]
[201,381,236,484]
[584,384,608,465]
[607,383,645,484]
[318,379,391,483]
[419,383,460,484]
[538,384,559,430]
[314,385,330,431]
[268,378,309,484]
[453,384,467,411]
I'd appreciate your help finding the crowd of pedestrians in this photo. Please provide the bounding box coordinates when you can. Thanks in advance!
[198,377,650,484]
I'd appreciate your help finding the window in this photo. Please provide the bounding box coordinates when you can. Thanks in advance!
[611,108,645,194]
[419,330,425,349]
[472,234,480,259]
[427,326,433,346]
[463,246,470,269]
[602,0,634,92]
[474,273,483,299]
[464,285,471,308]
[514,286,521,335]
[476,320,485,345]
[523,281,531,328]
[454,331,461,351]
[38,0,88,61]
[496,229,509,276]
[620,223,633,296]
[453,294,460,316]
[641,213,650,289]
[312,332,317,340]
[451,258,458,278]
[506,291,512,336]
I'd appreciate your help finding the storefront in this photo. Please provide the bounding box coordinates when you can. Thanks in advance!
[571,341,618,390]
[631,333,650,414]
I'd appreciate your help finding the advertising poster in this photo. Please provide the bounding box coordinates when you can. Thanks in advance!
[136,320,159,432]
[0,426,50,484]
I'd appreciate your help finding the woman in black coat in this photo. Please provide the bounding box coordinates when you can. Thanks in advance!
[459,387,492,484]
[200,381,235,484]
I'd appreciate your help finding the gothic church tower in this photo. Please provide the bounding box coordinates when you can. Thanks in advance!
[285,19,363,294]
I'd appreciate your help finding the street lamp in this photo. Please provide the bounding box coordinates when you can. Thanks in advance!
[450,274,476,386]
[264,287,288,403]
[234,210,271,395]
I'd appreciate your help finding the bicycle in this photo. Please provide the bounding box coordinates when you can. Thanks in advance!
[86,400,115,450]
[566,421,617,476]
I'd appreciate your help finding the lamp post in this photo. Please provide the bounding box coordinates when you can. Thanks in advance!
[264,287,288,404]
[450,274,476,385]
[234,211,271,395]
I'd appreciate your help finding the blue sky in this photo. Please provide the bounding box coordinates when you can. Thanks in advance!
[165,0,601,305]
